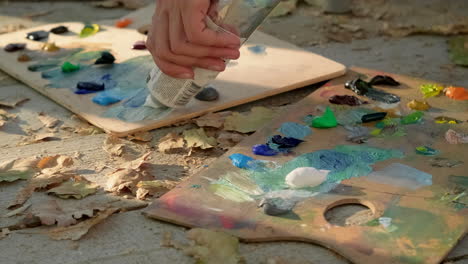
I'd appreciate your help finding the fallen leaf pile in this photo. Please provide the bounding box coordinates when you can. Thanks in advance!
[0,156,40,183]
[224,107,276,133]
[9,155,74,208]
[104,152,154,195]
[0,109,17,128]
[38,112,60,128]
[195,111,232,129]
[163,228,244,264]
[183,128,217,150]
[102,135,148,161]
[158,133,185,153]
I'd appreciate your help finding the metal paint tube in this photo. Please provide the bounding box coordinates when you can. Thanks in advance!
[145,0,281,108]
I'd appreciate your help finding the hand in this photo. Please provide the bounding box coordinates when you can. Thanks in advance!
[147,0,241,79]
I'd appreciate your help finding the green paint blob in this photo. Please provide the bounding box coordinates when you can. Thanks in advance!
[61,61,80,73]
[415,146,439,156]
[420,83,444,98]
[311,106,338,128]
[401,111,424,125]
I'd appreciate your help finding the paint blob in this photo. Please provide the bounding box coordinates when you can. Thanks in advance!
[26,30,49,41]
[277,122,312,140]
[267,135,303,152]
[115,18,133,28]
[195,86,219,101]
[415,146,439,156]
[50,25,69,34]
[41,42,60,52]
[407,100,430,111]
[369,75,400,86]
[61,61,80,73]
[4,43,26,52]
[400,111,424,125]
[80,24,100,38]
[252,144,278,156]
[75,81,105,94]
[361,112,387,123]
[285,167,329,188]
[345,78,400,104]
[229,154,255,169]
[420,83,444,98]
[434,116,462,124]
[329,95,367,106]
[259,198,294,216]
[445,86,468,100]
[311,106,338,128]
[95,51,115,64]
[247,45,267,54]
[335,108,374,126]
[132,40,147,50]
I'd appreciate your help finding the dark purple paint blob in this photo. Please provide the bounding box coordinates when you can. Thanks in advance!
[269,135,303,149]
[361,112,387,123]
[195,86,219,101]
[329,95,368,106]
[132,40,147,50]
[252,144,279,156]
[345,78,400,104]
[369,75,400,86]
[50,26,69,35]
[75,82,105,94]
[95,51,116,64]
[26,30,49,41]
[4,43,26,52]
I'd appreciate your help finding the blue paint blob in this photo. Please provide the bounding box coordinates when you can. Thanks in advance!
[252,144,279,156]
[248,45,266,54]
[277,122,312,140]
[229,153,255,169]
[92,92,122,105]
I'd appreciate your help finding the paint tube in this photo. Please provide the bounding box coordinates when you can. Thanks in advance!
[145,0,282,108]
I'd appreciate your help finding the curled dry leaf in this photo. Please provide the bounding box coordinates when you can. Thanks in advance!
[37,155,74,175]
[0,95,29,108]
[9,172,75,208]
[18,133,59,146]
[127,131,153,142]
[183,128,217,149]
[102,136,125,157]
[4,202,32,217]
[0,109,17,120]
[47,208,118,241]
[105,152,154,195]
[224,107,276,133]
[47,177,98,199]
[0,156,41,183]
[158,132,185,153]
[38,112,60,128]
[195,111,232,128]
[216,131,246,150]
[0,228,10,240]
[32,199,91,227]
[136,180,177,200]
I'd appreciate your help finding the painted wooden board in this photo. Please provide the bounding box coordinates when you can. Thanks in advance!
[144,67,468,264]
[0,20,345,136]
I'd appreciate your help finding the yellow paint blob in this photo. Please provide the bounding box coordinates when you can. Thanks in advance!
[41,42,60,52]
[407,100,430,111]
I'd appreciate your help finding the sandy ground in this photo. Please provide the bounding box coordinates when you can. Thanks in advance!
[0,1,467,263]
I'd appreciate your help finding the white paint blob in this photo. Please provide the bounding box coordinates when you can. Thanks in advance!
[285,167,329,188]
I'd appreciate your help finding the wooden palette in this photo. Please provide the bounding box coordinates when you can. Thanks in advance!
[0,20,345,136]
[144,68,468,264]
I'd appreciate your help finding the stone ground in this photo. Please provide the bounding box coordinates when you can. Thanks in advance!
[0,1,467,263]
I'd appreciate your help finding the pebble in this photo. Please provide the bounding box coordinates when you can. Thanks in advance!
[26,30,49,41]
[50,25,69,34]
[195,86,219,101]
[4,43,26,52]
[285,167,329,188]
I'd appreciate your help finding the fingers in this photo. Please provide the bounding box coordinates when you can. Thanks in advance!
[181,4,241,48]
[169,11,239,60]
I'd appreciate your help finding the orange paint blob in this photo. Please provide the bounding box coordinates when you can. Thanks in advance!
[446,86,468,100]
[115,18,133,28]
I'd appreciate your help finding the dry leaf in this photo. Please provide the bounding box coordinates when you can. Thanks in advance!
[37,155,74,175]
[32,199,88,227]
[0,156,40,183]
[47,178,98,199]
[47,208,118,241]
[183,128,217,149]
[0,228,10,240]
[102,136,125,157]
[383,22,468,38]
[224,107,276,133]
[182,228,243,264]
[216,131,246,150]
[105,152,153,195]
[0,120,5,128]
[136,180,177,200]
[4,202,32,217]
[0,95,29,108]
[195,111,232,128]
[128,132,153,142]
[19,133,59,146]
[0,109,17,120]
[73,125,103,135]
[158,132,185,153]
[9,172,75,208]
[38,112,60,128]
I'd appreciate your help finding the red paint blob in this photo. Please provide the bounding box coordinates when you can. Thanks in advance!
[446,86,468,100]
[115,18,133,28]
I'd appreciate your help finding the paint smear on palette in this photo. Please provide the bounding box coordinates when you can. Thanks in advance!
[215,145,403,203]
[366,163,432,190]
[277,122,311,140]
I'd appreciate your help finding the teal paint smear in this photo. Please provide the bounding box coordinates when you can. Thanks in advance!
[366,163,432,190]
[249,145,403,192]
[278,122,312,140]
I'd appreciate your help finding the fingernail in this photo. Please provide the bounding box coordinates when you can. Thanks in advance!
[176,73,193,79]
[209,65,224,71]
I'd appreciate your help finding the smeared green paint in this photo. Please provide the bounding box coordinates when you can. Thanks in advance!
[209,183,254,202]
[401,111,424,125]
